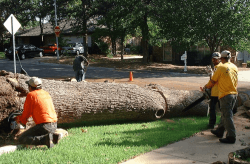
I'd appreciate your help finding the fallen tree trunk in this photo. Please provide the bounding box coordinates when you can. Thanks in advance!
[0,70,209,130]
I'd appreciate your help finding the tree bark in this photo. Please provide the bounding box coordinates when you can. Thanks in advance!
[0,70,210,127]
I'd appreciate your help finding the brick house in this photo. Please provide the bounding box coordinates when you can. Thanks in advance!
[15,20,93,48]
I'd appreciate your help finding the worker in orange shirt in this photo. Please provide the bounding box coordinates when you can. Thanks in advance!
[15,77,59,148]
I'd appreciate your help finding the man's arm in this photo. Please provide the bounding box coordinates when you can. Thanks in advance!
[205,67,221,89]
[15,95,32,125]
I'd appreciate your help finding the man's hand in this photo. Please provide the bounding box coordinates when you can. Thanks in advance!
[205,65,213,76]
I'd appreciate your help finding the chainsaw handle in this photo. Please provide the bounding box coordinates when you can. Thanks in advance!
[8,113,22,122]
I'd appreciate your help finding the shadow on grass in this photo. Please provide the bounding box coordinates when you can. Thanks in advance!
[94,118,208,148]
[57,119,155,130]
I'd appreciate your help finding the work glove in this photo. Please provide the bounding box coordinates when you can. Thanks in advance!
[205,65,213,76]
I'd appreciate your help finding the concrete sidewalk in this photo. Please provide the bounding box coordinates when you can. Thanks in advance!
[122,128,250,164]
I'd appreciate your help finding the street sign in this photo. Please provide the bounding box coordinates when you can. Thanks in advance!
[3,14,21,74]
[55,26,60,37]
[3,14,21,34]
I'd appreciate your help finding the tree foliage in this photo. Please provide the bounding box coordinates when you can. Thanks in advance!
[2,0,250,61]
[158,0,250,53]
[0,0,34,49]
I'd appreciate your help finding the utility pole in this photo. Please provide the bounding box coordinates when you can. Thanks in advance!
[54,0,59,60]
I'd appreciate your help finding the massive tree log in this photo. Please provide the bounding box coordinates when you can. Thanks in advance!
[0,70,209,127]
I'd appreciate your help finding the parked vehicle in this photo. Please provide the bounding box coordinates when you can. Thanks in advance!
[40,43,61,55]
[5,44,44,60]
[61,42,84,55]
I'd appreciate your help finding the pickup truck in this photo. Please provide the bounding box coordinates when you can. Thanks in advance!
[61,42,84,56]
[40,43,62,55]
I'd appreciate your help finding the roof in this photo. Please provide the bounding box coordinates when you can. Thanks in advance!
[16,19,99,37]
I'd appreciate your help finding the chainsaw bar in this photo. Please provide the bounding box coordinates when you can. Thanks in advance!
[182,96,205,113]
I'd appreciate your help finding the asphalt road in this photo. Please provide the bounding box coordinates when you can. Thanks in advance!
[0,57,249,94]
[0,57,208,79]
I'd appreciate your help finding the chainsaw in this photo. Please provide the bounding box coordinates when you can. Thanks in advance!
[8,112,25,130]
[182,87,211,113]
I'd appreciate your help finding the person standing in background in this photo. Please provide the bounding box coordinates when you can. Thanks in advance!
[73,55,89,82]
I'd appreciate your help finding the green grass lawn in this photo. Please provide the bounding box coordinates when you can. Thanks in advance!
[0,116,218,164]
[0,52,5,59]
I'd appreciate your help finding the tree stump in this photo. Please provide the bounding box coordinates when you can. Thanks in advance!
[228,147,250,164]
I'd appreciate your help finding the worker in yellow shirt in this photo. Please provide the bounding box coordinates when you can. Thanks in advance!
[206,52,223,129]
[204,50,238,144]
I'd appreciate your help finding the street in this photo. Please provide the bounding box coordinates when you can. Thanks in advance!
[0,57,249,93]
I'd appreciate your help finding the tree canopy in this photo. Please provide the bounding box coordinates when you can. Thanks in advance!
[1,0,250,59]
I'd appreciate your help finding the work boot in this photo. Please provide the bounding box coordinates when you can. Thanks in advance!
[219,137,236,144]
[43,134,54,148]
[211,129,224,138]
[53,133,60,144]
[207,124,215,129]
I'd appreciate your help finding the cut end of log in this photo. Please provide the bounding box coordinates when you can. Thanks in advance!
[155,109,165,119]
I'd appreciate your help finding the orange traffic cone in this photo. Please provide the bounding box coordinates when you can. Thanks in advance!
[129,71,133,81]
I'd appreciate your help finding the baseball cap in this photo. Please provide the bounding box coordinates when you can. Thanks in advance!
[26,77,42,88]
[221,50,231,58]
[212,52,221,59]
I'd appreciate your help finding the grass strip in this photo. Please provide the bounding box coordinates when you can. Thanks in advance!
[0,116,217,164]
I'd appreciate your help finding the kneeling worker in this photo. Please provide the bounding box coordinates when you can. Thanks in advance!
[15,77,59,148]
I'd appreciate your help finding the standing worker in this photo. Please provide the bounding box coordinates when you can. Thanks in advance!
[15,77,59,148]
[73,55,89,82]
[205,52,223,129]
[204,50,238,144]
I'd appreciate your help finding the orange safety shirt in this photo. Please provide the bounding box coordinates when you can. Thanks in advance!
[206,62,238,99]
[16,89,57,125]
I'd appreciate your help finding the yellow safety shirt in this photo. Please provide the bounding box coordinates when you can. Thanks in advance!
[206,62,238,99]
[210,62,222,97]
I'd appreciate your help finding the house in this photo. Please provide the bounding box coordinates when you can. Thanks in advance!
[236,51,250,66]
[15,19,93,48]
[152,42,238,66]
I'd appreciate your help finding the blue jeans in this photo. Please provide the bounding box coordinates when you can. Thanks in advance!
[219,94,237,138]
[75,69,85,82]
[209,96,220,126]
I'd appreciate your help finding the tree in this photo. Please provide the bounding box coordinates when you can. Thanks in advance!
[129,0,156,63]
[93,0,137,59]
[65,0,97,57]
[94,0,163,62]
[0,0,33,48]
[29,0,54,46]
[158,0,250,54]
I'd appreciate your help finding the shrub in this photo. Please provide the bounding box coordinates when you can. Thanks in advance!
[130,45,141,54]
[200,54,211,66]
[95,41,110,54]
[247,61,250,68]
[125,44,131,48]
[107,53,113,58]
[187,51,199,66]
